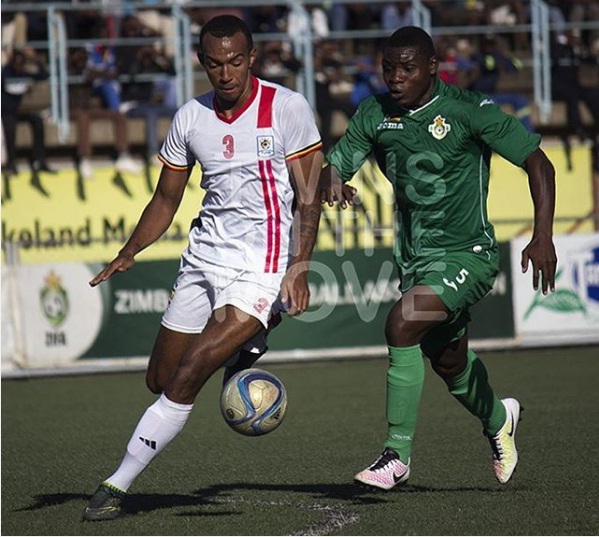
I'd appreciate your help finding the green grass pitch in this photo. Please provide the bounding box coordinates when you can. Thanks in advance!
[2,346,598,535]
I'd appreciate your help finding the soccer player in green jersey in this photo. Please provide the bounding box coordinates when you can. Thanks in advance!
[321,26,557,490]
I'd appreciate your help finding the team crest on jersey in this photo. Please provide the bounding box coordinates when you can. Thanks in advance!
[377,115,404,130]
[428,115,451,140]
[257,135,275,157]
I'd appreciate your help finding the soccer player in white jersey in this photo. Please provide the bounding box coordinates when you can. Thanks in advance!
[83,15,323,521]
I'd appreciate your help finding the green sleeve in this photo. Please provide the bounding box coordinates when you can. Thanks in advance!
[470,103,541,166]
[325,101,375,182]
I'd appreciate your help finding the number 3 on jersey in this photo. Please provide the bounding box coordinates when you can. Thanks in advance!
[223,134,234,159]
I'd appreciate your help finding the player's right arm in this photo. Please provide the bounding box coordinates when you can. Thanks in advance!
[89,165,193,286]
[320,165,357,210]
[320,100,374,208]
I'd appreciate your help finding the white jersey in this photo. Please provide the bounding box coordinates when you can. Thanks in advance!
[159,77,322,273]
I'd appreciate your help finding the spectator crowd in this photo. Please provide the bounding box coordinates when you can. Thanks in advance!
[1,0,598,176]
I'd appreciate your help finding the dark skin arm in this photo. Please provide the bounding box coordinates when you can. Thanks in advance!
[89,165,193,286]
[319,163,357,209]
[283,150,325,316]
[520,147,557,294]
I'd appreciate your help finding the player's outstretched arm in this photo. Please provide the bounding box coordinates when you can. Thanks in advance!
[520,148,557,295]
[320,163,357,209]
[282,150,324,316]
[89,165,193,287]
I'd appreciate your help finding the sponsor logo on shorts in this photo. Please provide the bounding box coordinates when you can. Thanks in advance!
[254,297,269,313]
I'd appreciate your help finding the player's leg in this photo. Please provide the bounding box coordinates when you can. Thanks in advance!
[145,325,195,393]
[222,312,283,385]
[420,248,521,484]
[83,306,262,521]
[146,320,275,393]
[425,331,521,484]
[354,285,449,491]
[146,322,269,391]
[425,327,507,435]
[84,261,209,521]
[83,264,282,520]
[163,306,262,403]
[145,258,216,394]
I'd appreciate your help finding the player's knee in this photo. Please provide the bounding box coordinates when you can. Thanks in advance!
[430,354,467,381]
[386,319,421,346]
[385,307,426,346]
[165,354,216,402]
[145,372,163,394]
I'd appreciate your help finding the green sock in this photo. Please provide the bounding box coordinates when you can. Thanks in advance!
[445,349,506,435]
[384,345,425,464]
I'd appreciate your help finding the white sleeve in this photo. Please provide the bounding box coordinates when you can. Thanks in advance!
[278,92,322,160]
[159,104,195,169]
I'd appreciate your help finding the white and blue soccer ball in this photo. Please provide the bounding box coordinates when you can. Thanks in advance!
[220,368,288,436]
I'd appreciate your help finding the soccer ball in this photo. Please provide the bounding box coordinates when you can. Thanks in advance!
[220,368,288,436]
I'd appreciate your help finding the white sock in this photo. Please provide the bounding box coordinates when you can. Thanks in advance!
[104,393,193,492]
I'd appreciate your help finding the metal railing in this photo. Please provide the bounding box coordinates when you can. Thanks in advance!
[3,0,599,139]
[47,7,69,142]
[172,4,194,107]
[531,0,552,124]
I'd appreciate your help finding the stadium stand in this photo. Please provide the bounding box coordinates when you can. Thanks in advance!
[2,0,598,164]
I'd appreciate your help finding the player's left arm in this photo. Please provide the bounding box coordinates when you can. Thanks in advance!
[283,149,324,316]
[473,104,557,294]
[520,147,558,294]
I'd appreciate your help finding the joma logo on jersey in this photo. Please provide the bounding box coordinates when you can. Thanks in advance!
[428,115,451,140]
[377,116,404,130]
[257,135,275,157]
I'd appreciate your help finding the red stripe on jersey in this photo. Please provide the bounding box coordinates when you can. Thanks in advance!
[257,85,277,128]
[259,159,274,272]
[265,160,281,272]
[214,77,259,124]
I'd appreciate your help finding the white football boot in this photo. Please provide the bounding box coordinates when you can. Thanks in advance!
[486,397,522,484]
[354,448,410,491]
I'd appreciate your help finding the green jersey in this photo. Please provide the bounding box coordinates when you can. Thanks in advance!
[327,78,540,270]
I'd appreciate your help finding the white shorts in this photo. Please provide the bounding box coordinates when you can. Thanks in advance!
[161,257,284,351]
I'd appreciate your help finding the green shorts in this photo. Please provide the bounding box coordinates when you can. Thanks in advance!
[398,247,500,354]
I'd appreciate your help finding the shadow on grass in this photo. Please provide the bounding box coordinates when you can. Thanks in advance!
[194,482,510,501]
[16,491,240,519]
[15,482,511,517]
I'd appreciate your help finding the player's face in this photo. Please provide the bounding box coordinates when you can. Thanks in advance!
[200,32,257,110]
[382,45,438,109]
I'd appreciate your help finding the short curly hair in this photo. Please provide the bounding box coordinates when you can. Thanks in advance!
[198,15,253,63]
[383,26,436,59]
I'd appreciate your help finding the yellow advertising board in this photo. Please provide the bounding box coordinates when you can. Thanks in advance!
[2,164,204,264]
[1,143,594,265]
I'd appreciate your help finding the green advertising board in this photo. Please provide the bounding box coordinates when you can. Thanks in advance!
[82,244,513,360]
